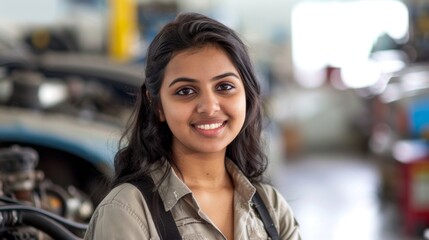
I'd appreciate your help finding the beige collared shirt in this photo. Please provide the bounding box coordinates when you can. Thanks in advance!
[84,159,300,240]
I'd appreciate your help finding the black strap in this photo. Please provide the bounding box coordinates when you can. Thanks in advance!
[130,176,182,240]
[252,191,280,240]
[131,177,278,240]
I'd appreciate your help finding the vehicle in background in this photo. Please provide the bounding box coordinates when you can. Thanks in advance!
[0,50,143,206]
[0,145,90,239]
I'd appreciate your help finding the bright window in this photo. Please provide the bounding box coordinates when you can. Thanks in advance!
[291,0,409,88]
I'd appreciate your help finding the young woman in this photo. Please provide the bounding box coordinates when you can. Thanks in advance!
[84,12,300,240]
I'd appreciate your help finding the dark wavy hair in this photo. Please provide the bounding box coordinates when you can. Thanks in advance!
[111,12,267,188]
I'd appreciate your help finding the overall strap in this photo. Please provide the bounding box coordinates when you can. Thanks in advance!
[252,191,280,240]
[131,176,278,240]
[129,176,182,240]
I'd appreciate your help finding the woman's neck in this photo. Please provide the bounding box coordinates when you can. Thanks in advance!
[173,152,230,190]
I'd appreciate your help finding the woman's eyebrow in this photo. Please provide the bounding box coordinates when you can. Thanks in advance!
[212,72,240,81]
[168,72,240,88]
[168,77,197,88]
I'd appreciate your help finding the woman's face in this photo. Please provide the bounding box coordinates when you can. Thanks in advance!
[159,45,246,157]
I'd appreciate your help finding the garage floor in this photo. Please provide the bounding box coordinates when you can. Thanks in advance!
[271,153,423,240]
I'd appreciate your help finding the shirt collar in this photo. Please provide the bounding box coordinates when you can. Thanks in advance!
[149,158,256,211]
[149,160,191,211]
[225,158,256,203]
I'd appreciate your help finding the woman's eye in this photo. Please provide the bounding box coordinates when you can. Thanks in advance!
[217,83,235,91]
[176,88,196,96]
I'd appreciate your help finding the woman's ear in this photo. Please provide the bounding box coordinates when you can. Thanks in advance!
[147,90,165,122]
[158,105,166,122]
[145,90,151,103]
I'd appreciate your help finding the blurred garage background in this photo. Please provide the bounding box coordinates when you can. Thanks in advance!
[0,0,428,239]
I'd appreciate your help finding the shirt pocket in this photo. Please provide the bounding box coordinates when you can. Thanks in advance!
[247,221,270,240]
[176,216,210,240]
[182,233,206,240]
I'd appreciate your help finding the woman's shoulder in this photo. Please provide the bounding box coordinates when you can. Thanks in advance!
[84,183,152,239]
[253,182,301,239]
[253,182,285,203]
[253,182,296,217]
[97,183,144,209]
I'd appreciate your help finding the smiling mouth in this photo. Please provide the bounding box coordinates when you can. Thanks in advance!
[194,121,227,130]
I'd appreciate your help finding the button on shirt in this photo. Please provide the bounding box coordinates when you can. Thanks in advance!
[84,159,301,240]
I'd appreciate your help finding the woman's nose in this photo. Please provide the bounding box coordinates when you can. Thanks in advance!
[196,92,220,116]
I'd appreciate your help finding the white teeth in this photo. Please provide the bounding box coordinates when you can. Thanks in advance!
[195,122,223,130]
